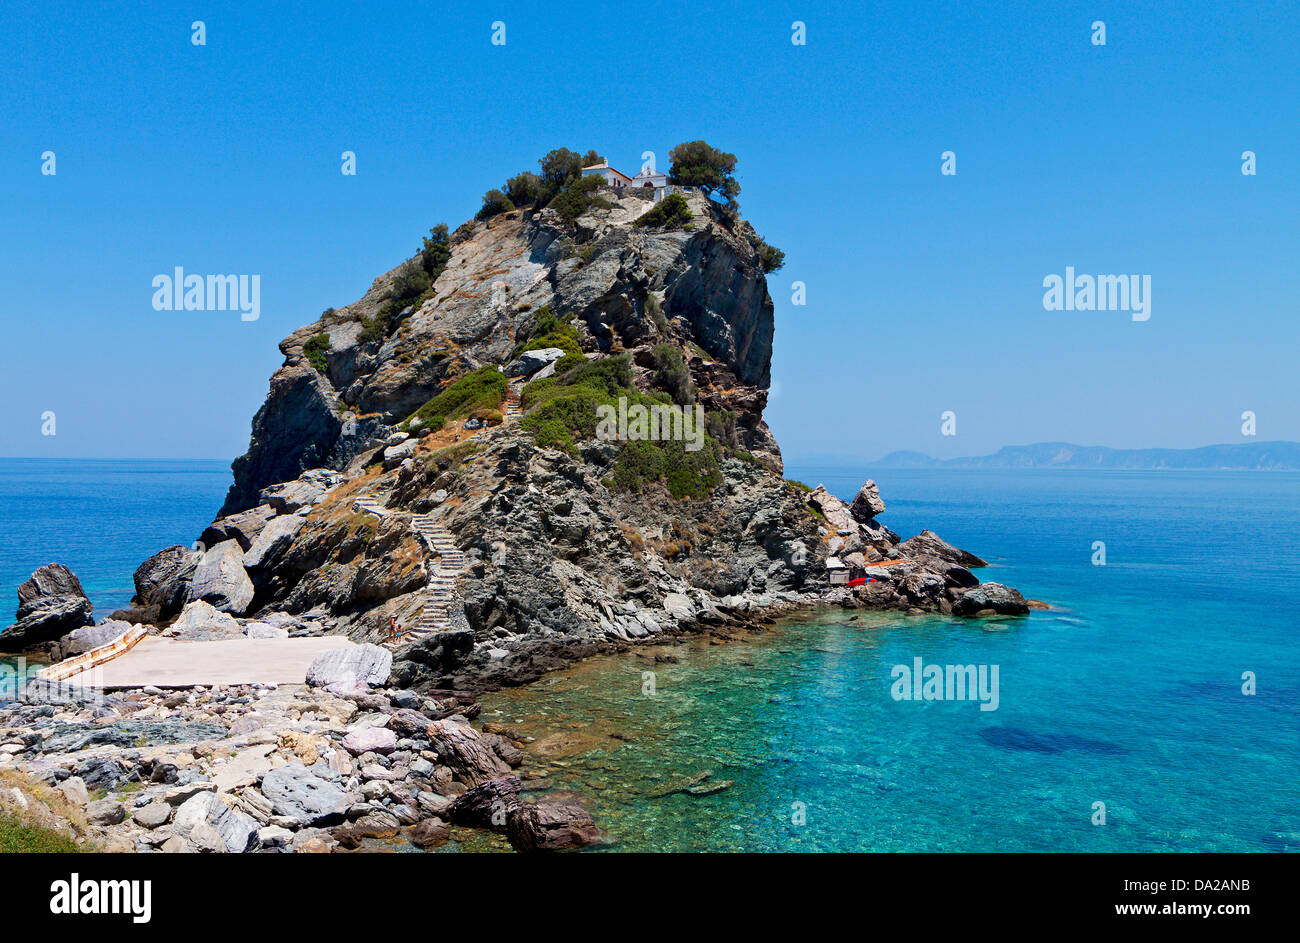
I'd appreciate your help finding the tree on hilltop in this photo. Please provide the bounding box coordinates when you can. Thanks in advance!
[668,141,740,206]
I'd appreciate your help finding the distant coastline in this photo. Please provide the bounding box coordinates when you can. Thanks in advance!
[869,441,1300,471]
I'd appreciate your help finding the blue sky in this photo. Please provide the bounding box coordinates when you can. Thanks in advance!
[2,0,1296,465]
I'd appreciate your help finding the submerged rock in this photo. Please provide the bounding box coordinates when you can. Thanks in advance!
[953,583,1030,617]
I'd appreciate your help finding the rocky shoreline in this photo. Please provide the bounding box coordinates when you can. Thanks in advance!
[0,646,601,853]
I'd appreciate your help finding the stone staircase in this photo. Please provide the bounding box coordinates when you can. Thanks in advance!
[351,488,465,645]
[504,381,523,423]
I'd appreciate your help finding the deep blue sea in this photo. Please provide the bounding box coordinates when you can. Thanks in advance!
[0,458,229,619]
[2,459,1298,851]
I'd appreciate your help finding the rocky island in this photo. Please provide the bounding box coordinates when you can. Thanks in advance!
[1,144,1028,852]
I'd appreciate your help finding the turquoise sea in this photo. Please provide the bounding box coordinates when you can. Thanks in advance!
[479,466,1300,852]
[2,459,1297,851]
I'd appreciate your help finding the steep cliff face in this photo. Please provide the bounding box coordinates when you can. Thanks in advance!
[220,190,779,515]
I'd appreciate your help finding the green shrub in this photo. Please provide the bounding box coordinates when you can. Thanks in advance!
[611,439,723,500]
[402,366,507,433]
[469,407,503,426]
[420,224,452,279]
[706,409,738,449]
[478,188,515,221]
[754,236,786,273]
[646,294,669,335]
[505,171,548,207]
[359,316,385,344]
[636,192,693,230]
[652,344,694,406]
[513,305,584,361]
[549,174,613,223]
[303,333,331,373]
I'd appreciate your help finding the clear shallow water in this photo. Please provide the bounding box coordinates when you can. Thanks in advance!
[481,468,1300,852]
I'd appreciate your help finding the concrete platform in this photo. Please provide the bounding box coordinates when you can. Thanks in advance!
[62,636,356,689]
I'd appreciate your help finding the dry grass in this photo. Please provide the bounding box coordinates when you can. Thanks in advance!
[0,769,93,852]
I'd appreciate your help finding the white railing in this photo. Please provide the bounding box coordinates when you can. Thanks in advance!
[38,624,149,682]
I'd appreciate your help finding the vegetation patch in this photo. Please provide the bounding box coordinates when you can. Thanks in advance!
[652,344,695,406]
[0,816,83,853]
[402,366,507,434]
[521,354,722,500]
[424,440,478,473]
[513,305,585,368]
[549,174,614,223]
[303,333,331,373]
[636,192,693,230]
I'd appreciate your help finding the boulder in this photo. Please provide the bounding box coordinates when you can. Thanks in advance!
[86,798,126,826]
[953,583,1030,617]
[382,438,420,469]
[134,801,172,829]
[849,480,887,522]
[662,593,696,623]
[0,596,94,652]
[897,530,987,568]
[166,600,243,640]
[410,817,450,848]
[306,644,392,689]
[259,762,350,826]
[505,347,566,378]
[172,791,259,853]
[806,486,858,536]
[1,563,95,651]
[449,776,521,830]
[131,545,199,619]
[17,563,85,603]
[190,540,254,614]
[259,469,345,513]
[53,620,130,661]
[387,708,436,740]
[244,621,289,639]
[242,514,306,570]
[506,797,602,852]
[341,726,397,757]
[426,720,512,785]
[199,505,276,552]
[57,776,89,807]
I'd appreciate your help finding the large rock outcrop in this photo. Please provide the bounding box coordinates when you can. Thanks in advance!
[123,172,1026,693]
[0,564,95,652]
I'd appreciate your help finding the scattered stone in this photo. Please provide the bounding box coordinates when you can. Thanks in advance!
[134,801,172,829]
[172,791,259,853]
[410,817,450,848]
[167,599,243,640]
[341,726,397,756]
[259,762,350,826]
[86,798,126,826]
